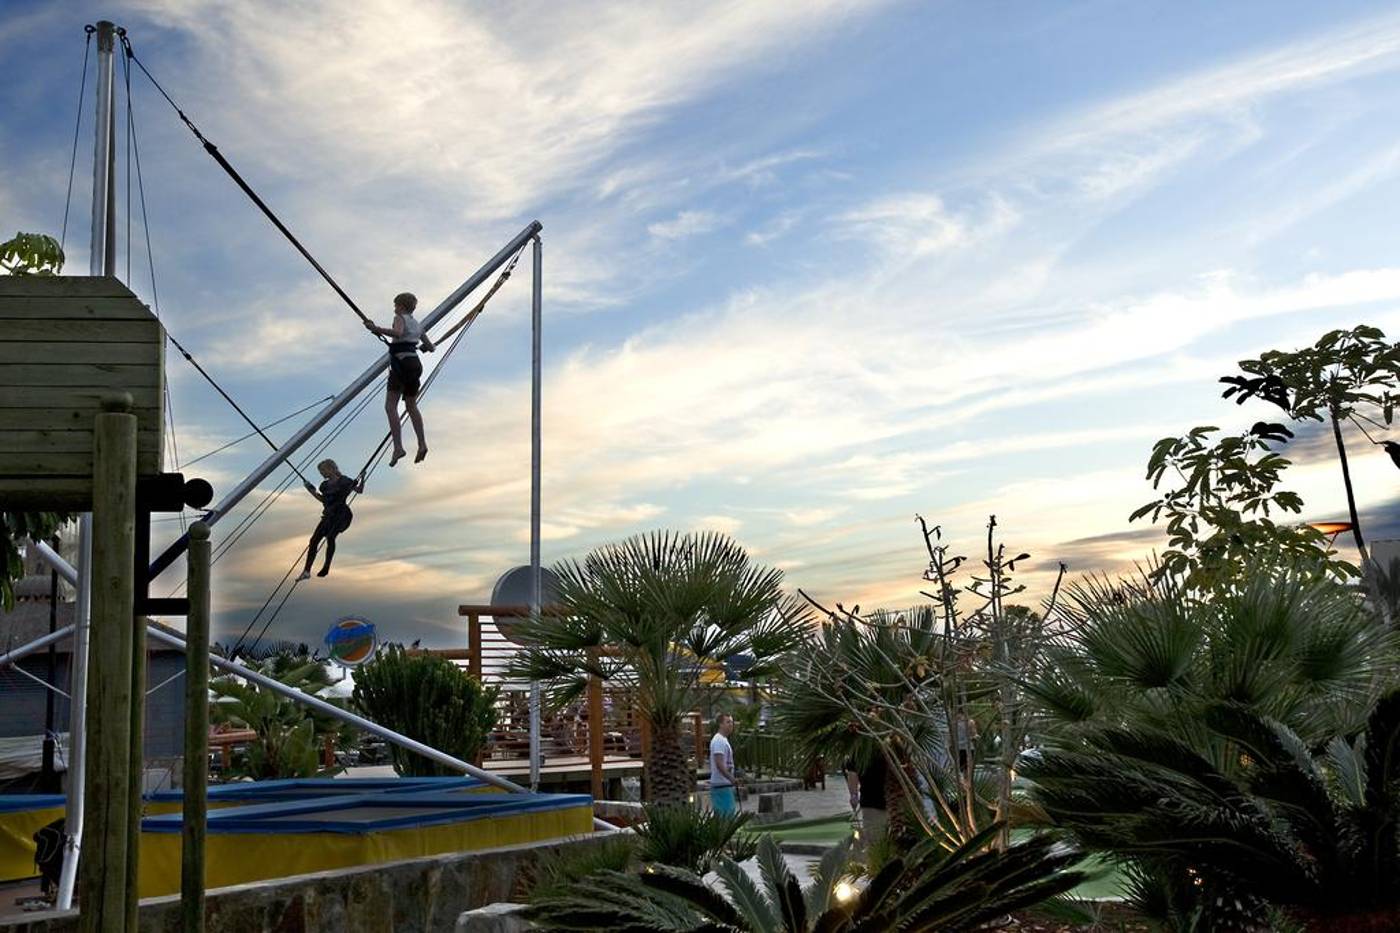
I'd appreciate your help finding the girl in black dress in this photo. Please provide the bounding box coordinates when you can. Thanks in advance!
[297,459,364,581]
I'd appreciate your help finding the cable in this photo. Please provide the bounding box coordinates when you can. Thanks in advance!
[59,27,94,256]
[120,35,387,344]
[182,395,336,467]
[239,278,500,654]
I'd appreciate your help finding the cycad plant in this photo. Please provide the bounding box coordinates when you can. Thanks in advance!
[525,824,1086,932]
[1024,691,1400,929]
[352,645,499,775]
[509,532,806,803]
[633,803,757,874]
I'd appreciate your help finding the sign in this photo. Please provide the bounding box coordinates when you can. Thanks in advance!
[323,616,378,668]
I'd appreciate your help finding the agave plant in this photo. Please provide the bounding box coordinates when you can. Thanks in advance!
[1025,690,1400,929]
[526,823,1085,932]
[509,531,808,803]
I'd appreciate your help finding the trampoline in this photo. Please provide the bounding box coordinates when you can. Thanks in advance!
[137,790,594,897]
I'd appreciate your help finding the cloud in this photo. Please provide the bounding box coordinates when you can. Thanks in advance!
[648,210,725,241]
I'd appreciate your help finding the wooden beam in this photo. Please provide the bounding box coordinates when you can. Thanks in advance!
[80,394,138,933]
[0,298,163,319]
[0,364,163,387]
[0,320,159,342]
[182,522,211,933]
[0,429,163,451]
[0,343,160,365]
[0,385,162,409]
[0,276,149,298]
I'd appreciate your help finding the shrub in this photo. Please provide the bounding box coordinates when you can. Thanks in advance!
[352,645,499,775]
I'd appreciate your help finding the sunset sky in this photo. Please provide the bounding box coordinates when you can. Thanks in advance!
[6,1,1400,649]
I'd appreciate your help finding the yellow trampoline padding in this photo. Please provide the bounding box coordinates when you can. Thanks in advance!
[0,802,64,882]
[137,799,593,897]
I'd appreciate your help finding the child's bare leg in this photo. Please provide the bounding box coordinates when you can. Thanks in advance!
[386,389,407,466]
[406,396,427,462]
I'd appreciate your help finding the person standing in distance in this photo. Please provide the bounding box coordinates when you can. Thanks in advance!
[709,713,738,814]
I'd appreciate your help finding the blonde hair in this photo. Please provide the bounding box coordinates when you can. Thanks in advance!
[318,459,339,474]
[393,292,418,313]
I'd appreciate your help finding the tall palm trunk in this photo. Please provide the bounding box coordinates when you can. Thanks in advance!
[647,720,694,804]
[1332,406,1370,565]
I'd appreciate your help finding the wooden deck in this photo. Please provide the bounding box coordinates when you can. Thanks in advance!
[480,753,642,783]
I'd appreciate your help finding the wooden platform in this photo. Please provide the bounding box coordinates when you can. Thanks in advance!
[480,754,642,783]
[0,276,165,509]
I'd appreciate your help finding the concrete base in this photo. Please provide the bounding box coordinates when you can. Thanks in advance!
[0,833,613,933]
[455,903,528,933]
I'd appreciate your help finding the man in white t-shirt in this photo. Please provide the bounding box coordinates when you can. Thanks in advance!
[709,713,737,814]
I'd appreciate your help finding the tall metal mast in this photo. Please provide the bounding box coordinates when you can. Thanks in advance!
[58,18,118,912]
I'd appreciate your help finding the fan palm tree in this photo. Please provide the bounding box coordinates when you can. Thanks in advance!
[526,824,1086,932]
[509,531,807,803]
[1024,690,1400,929]
[1025,564,1398,760]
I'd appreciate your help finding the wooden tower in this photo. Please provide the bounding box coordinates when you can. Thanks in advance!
[0,275,165,509]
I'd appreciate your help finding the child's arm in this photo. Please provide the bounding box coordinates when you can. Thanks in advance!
[419,334,435,353]
[362,319,394,337]
[303,481,325,502]
[353,476,365,495]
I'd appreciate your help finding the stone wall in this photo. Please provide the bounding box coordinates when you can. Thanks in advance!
[0,832,613,933]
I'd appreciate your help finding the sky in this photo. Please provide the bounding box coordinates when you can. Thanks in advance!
[6,1,1400,650]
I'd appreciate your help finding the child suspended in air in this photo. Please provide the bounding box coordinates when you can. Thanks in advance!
[298,459,363,581]
[364,292,434,467]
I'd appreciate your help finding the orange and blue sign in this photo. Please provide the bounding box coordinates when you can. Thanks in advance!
[324,616,378,668]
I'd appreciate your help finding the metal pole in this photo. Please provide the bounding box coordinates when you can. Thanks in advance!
[41,563,59,792]
[141,625,615,832]
[90,21,115,278]
[55,527,88,911]
[181,523,211,932]
[147,220,543,580]
[0,625,76,670]
[62,19,116,912]
[529,234,542,791]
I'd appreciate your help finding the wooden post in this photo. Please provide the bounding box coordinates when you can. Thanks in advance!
[587,649,604,800]
[126,519,147,933]
[182,522,211,933]
[80,392,137,933]
[467,612,482,680]
[638,715,651,801]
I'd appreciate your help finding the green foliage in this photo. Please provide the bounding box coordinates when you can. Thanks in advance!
[508,531,808,803]
[527,834,640,904]
[1026,690,1400,928]
[633,803,757,874]
[525,824,1087,932]
[0,513,72,611]
[211,651,342,780]
[352,644,498,776]
[1025,564,1398,752]
[1130,424,1351,587]
[1228,325,1400,425]
[0,232,64,276]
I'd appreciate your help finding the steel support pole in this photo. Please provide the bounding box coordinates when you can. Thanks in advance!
[181,523,210,932]
[529,234,542,791]
[90,22,115,278]
[0,625,76,670]
[147,220,543,580]
[141,625,616,832]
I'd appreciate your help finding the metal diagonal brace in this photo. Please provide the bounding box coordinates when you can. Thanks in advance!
[147,220,543,580]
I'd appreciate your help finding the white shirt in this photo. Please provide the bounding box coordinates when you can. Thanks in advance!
[396,312,422,343]
[709,732,734,787]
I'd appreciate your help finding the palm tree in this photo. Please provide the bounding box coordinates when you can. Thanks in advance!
[1024,691,1400,929]
[210,651,341,780]
[525,824,1086,932]
[1025,564,1398,756]
[509,531,807,804]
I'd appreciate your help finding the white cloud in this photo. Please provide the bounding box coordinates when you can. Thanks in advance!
[648,210,725,241]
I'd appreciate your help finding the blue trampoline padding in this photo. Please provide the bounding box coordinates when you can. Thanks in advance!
[0,795,65,814]
[145,776,485,804]
[142,791,593,835]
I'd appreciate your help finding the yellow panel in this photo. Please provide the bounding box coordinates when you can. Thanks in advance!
[0,806,65,883]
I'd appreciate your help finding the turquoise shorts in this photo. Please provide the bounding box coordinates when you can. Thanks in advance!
[711,784,737,814]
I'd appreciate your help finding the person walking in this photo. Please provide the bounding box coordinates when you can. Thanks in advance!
[709,712,738,814]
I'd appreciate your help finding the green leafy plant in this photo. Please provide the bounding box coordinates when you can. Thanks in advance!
[0,513,71,611]
[0,232,64,276]
[509,531,808,803]
[210,650,342,780]
[1130,424,1350,587]
[1026,690,1400,929]
[633,803,757,874]
[1223,325,1400,564]
[352,644,499,776]
[525,824,1086,932]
